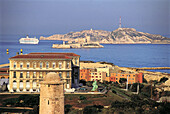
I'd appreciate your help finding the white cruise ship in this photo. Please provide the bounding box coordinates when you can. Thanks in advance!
[19,35,39,44]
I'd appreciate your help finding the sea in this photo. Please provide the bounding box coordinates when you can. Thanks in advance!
[0,35,170,73]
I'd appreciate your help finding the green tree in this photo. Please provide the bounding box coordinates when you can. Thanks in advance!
[119,78,127,84]
[79,79,86,86]
[159,77,168,83]
[65,104,72,114]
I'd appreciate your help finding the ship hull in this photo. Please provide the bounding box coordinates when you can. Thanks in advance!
[19,37,39,44]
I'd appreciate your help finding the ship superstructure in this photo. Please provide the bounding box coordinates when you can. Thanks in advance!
[19,35,39,44]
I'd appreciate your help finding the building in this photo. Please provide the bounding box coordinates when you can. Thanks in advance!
[39,72,64,114]
[79,68,91,81]
[80,66,143,84]
[80,68,107,82]
[0,68,9,79]
[110,72,143,84]
[90,69,107,82]
[8,52,80,92]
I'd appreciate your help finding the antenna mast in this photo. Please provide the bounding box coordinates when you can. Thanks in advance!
[119,16,121,28]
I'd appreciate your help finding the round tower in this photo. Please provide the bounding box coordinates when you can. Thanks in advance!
[39,72,64,114]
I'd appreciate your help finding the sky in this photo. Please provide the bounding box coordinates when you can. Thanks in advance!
[0,0,169,37]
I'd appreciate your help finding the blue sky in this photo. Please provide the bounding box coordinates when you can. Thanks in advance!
[0,0,169,37]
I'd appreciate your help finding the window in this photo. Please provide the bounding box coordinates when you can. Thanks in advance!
[33,72,36,78]
[92,76,94,78]
[14,62,16,69]
[75,58,77,64]
[96,76,98,78]
[46,62,49,69]
[13,72,16,78]
[26,72,29,78]
[27,63,30,69]
[59,72,62,78]
[33,62,36,69]
[20,72,23,78]
[132,78,134,80]
[39,72,43,78]
[99,76,101,78]
[133,75,135,77]
[67,62,69,69]
[59,62,62,69]
[99,73,101,75]
[52,62,55,69]
[67,72,70,78]
[129,78,131,80]
[40,62,43,69]
[20,63,23,69]
[116,78,118,80]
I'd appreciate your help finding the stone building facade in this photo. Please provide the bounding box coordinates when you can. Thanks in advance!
[8,53,80,92]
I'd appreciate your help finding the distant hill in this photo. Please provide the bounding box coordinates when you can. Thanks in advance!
[40,28,170,44]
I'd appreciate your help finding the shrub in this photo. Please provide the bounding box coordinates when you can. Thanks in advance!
[83,106,98,114]
[65,104,72,114]
[159,77,168,83]
[79,95,86,100]
[112,89,117,94]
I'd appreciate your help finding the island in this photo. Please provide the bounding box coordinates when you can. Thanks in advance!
[40,28,170,44]
[52,36,104,49]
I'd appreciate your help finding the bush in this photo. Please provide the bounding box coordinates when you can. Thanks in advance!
[83,106,98,114]
[79,95,86,100]
[65,104,72,114]
[159,77,168,83]
[79,79,86,86]
[112,89,117,94]
[143,78,147,83]
[83,105,104,114]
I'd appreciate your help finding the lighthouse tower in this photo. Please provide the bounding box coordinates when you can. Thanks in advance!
[39,72,64,114]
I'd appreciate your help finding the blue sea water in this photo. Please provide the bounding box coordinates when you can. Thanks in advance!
[0,35,170,73]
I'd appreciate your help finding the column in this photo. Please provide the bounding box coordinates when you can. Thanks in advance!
[23,80,26,92]
[29,80,33,92]
[16,80,20,92]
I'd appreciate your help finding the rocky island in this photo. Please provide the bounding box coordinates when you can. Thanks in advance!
[52,36,104,49]
[40,28,170,44]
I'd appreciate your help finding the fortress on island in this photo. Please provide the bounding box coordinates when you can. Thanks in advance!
[52,35,104,49]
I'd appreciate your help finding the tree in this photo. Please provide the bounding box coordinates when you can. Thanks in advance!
[119,78,127,84]
[65,104,72,114]
[159,77,168,83]
[143,78,148,83]
[79,79,86,86]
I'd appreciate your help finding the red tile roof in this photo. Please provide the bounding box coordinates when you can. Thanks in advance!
[0,68,9,71]
[0,72,9,75]
[29,52,80,57]
[10,54,72,59]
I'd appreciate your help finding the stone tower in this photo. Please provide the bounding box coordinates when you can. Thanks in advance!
[39,72,64,114]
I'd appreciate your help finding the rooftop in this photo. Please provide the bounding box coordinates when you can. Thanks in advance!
[29,52,80,57]
[9,52,80,59]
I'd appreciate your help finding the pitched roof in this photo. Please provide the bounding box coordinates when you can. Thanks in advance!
[0,68,9,71]
[29,52,80,57]
[9,54,72,59]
